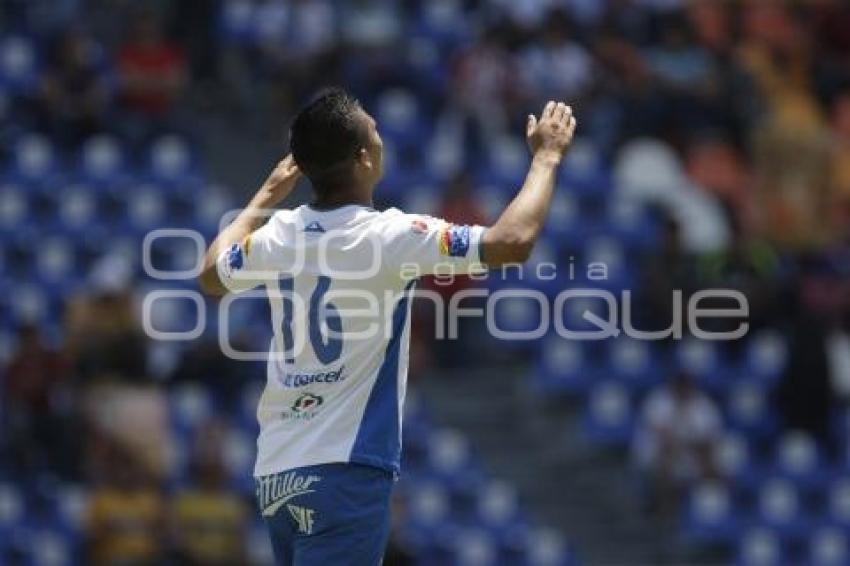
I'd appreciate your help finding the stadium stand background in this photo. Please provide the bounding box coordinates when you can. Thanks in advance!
[1,0,850,564]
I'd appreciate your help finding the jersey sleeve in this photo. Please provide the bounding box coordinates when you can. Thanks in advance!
[378,212,488,278]
[215,218,285,293]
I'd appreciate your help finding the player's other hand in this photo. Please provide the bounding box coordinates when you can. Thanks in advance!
[259,154,301,204]
[526,101,577,164]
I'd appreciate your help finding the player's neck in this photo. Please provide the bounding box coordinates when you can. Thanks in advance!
[311,190,373,210]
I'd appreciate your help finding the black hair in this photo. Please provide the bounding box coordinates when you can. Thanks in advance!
[290,88,368,194]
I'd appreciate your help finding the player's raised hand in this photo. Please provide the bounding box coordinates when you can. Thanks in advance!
[259,154,302,205]
[526,101,577,162]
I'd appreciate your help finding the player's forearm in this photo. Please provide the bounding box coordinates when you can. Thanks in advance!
[199,155,301,295]
[482,150,561,265]
[198,192,278,295]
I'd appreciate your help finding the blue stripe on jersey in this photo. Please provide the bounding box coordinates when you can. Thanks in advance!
[349,279,417,473]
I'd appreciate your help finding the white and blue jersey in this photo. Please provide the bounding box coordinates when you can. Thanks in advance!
[217,204,486,477]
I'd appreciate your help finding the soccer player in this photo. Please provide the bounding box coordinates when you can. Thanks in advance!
[198,89,576,565]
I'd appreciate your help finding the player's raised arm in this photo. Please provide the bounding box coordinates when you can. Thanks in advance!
[198,155,301,296]
[480,101,576,267]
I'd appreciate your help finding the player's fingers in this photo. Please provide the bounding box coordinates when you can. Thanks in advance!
[526,114,537,137]
[562,105,573,124]
[568,115,577,135]
[554,102,567,121]
[543,101,556,119]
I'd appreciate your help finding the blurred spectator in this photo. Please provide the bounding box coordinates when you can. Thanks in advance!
[64,254,146,381]
[86,444,166,565]
[645,13,716,137]
[829,91,850,232]
[633,372,722,516]
[777,291,834,449]
[615,138,730,253]
[2,324,76,478]
[697,209,782,330]
[262,0,339,111]
[635,215,697,333]
[519,9,594,106]
[740,2,832,248]
[172,419,248,565]
[340,0,400,50]
[445,26,519,163]
[685,135,752,224]
[383,492,415,565]
[421,173,488,368]
[37,28,110,147]
[116,9,187,141]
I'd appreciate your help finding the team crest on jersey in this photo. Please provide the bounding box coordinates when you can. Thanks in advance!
[438,224,471,257]
[224,243,244,277]
[410,218,429,234]
[282,392,324,421]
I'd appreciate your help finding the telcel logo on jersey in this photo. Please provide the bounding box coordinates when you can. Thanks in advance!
[256,471,322,517]
[279,365,346,388]
[282,392,324,421]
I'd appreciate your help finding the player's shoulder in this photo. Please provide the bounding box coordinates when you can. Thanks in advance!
[370,207,442,231]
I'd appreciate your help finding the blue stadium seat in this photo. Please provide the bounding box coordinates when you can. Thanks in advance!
[476,480,521,533]
[606,198,658,249]
[534,335,591,394]
[147,135,199,189]
[224,424,256,494]
[375,89,429,152]
[246,518,276,565]
[0,36,39,94]
[772,432,825,491]
[741,329,788,388]
[219,0,256,44]
[756,479,810,541]
[27,528,76,566]
[524,527,574,566]
[726,381,778,440]
[676,339,727,393]
[34,236,78,285]
[126,183,169,233]
[192,184,234,237]
[736,527,783,566]
[0,183,31,235]
[11,134,56,183]
[715,433,760,488]
[398,180,440,217]
[0,483,24,530]
[494,237,565,297]
[427,429,481,492]
[482,137,529,188]
[407,481,450,539]
[78,135,127,186]
[542,191,586,245]
[607,337,663,392]
[487,286,548,342]
[808,526,849,566]
[826,478,850,529]
[412,0,472,45]
[453,528,497,566]
[582,382,634,445]
[170,383,214,432]
[7,283,49,326]
[581,236,634,290]
[54,184,100,234]
[682,481,740,544]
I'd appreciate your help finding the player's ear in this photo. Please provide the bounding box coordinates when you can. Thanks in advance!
[357,147,372,170]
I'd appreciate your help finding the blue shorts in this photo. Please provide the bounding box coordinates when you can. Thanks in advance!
[255,463,395,566]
